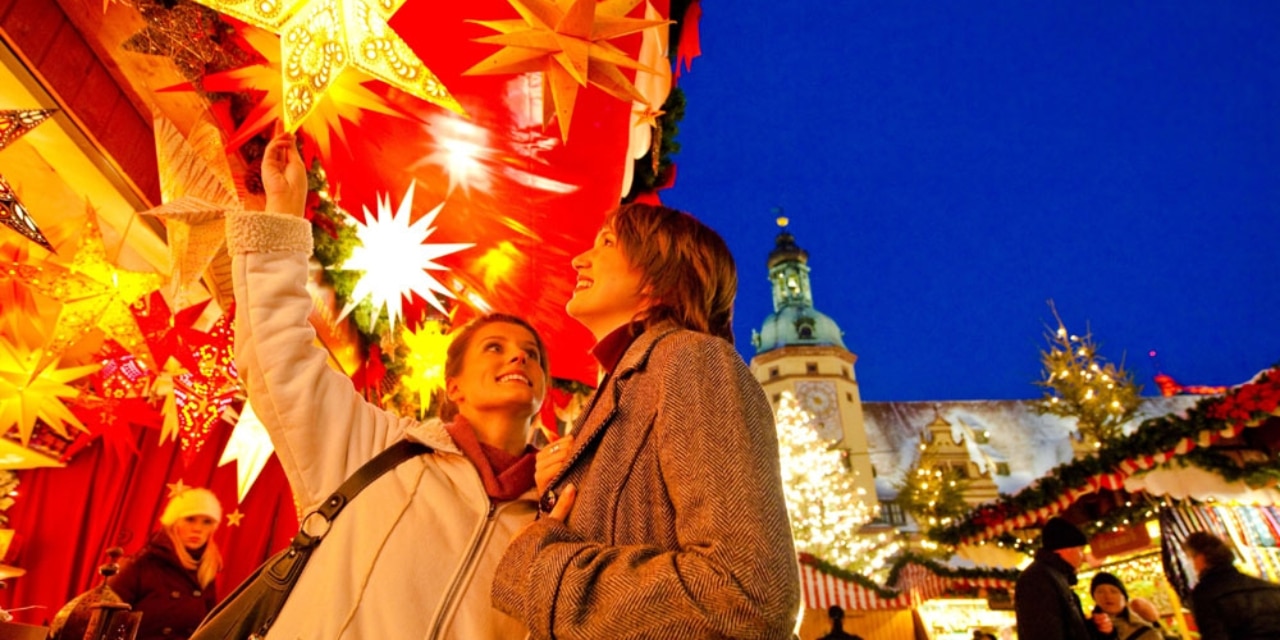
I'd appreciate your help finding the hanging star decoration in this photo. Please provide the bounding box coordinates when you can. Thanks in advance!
[337,183,473,330]
[63,340,161,463]
[194,26,412,164]
[218,402,275,502]
[464,0,670,142]
[399,319,451,417]
[0,337,100,446]
[16,212,163,368]
[163,310,238,467]
[0,109,59,252]
[188,0,463,132]
[166,478,191,498]
[132,291,212,374]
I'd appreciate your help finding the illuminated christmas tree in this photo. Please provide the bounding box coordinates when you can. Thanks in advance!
[894,463,970,555]
[776,391,900,576]
[1035,303,1141,445]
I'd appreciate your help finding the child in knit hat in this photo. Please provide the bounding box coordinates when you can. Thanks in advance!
[1090,571,1164,640]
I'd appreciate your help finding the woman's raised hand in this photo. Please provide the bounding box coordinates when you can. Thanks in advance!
[262,126,308,217]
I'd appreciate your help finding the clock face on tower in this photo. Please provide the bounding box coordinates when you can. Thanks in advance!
[794,380,841,441]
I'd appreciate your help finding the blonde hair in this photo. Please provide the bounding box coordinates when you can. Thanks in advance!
[165,524,223,588]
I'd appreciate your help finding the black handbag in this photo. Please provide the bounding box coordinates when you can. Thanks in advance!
[191,439,431,640]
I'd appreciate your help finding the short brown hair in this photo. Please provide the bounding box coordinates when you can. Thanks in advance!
[1183,531,1236,568]
[608,202,737,343]
[438,313,549,422]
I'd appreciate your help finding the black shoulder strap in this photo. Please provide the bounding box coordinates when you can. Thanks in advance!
[293,440,432,547]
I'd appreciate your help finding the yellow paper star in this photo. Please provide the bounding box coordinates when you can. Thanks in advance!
[0,338,99,445]
[166,478,191,498]
[464,0,670,142]
[189,0,463,131]
[19,213,162,367]
[226,509,245,527]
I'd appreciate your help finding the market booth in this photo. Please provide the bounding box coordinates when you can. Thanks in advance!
[0,0,701,623]
[934,365,1280,638]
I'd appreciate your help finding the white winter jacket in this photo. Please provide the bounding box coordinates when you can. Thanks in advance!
[228,211,536,639]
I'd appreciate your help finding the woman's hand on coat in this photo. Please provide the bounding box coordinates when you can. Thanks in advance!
[262,126,308,216]
[547,484,575,522]
[535,435,573,496]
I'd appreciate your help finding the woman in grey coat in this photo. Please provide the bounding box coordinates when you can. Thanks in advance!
[494,202,801,639]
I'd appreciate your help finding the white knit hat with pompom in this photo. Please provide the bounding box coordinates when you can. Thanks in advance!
[160,488,223,526]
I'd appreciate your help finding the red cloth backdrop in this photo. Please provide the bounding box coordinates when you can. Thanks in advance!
[0,418,296,627]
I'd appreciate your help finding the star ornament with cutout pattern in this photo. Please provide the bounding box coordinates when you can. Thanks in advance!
[189,0,463,131]
[464,0,670,143]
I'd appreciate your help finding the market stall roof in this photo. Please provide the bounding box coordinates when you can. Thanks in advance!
[933,366,1280,547]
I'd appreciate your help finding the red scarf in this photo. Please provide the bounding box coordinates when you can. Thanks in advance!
[444,417,537,502]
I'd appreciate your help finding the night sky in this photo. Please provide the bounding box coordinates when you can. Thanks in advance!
[664,2,1280,401]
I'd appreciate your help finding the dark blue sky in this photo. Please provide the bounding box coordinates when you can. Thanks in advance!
[665,2,1280,401]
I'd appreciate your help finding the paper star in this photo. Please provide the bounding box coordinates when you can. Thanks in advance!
[225,509,245,527]
[160,310,238,466]
[0,338,99,445]
[196,26,411,164]
[189,0,463,131]
[464,0,669,142]
[218,402,275,502]
[0,109,57,151]
[131,291,212,374]
[18,214,163,366]
[166,478,191,497]
[0,174,52,253]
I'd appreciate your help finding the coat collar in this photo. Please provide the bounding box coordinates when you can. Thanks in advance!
[555,325,681,484]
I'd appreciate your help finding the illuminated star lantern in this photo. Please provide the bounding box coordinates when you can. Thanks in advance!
[464,0,670,142]
[18,214,163,367]
[0,338,100,445]
[218,402,276,502]
[198,26,411,163]
[400,320,452,416]
[0,109,56,150]
[189,0,463,131]
[0,174,52,253]
[338,183,473,330]
[0,109,59,252]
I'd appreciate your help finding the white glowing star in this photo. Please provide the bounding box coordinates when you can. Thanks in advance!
[339,183,473,329]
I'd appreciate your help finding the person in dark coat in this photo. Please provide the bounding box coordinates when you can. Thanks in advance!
[1014,517,1097,640]
[1183,531,1280,640]
[108,487,223,640]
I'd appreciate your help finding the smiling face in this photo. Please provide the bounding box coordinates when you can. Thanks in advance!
[445,322,547,425]
[1092,583,1127,616]
[567,224,650,339]
[172,514,217,551]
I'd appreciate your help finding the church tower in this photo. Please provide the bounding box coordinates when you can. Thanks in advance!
[750,217,877,503]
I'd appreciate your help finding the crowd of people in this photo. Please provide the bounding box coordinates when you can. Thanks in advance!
[1014,517,1280,640]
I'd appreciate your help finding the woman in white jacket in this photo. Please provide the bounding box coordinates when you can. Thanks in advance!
[227,129,548,638]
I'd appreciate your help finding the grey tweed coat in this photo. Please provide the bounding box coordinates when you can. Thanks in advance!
[493,326,801,639]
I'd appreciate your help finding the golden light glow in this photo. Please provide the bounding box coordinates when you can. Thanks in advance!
[190,0,462,131]
[416,114,495,196]
[339,183,473,328]
[400,319,451,416]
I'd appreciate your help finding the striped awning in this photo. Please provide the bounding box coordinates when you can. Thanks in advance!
[799,562,1011,611]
